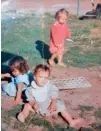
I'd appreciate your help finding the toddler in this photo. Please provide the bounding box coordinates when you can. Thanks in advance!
[17,64,83,127]
[49,8,71,67]
[2,56,31,106]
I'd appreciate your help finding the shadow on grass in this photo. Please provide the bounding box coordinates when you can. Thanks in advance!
[1,51,16,64]
[1,51,20,73]
[35,40,51,61]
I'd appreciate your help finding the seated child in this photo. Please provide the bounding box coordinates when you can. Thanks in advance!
[2,56,32,106]
[17,64,84,127]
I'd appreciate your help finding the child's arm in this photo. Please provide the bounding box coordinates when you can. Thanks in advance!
[13,83,24,105]
[25,86,39,110]
[51,25,60,47]
[65,24,71,38]
[48,83,59,112]
[1,73,11,79]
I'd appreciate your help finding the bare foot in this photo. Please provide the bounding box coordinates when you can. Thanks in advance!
[52,114,58,119]
[48,59,56,66]
[70,118,84,128]
[17,112,25,123]
[79,119,92,128]
[57,62,67,67]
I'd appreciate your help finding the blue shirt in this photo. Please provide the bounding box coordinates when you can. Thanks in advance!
[12,73,30,91]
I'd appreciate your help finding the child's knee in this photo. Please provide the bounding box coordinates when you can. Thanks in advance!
[25,103,34,112]
[25,103,31,109]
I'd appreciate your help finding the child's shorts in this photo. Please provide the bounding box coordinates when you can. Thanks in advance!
[37,100,66,116]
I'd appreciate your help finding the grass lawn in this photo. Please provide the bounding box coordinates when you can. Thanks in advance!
[1,105,101,131]
[1,13,101,70]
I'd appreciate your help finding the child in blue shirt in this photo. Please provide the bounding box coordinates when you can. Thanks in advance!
[2,56,33,106]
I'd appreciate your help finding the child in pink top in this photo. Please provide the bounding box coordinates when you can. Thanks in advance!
[49,8,71,67]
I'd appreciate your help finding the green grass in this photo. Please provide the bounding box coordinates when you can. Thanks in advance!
[91,122,101,131]
[53,124,76,131]
[64,46,101,67]
[30,115,52,128]
[1,13,101,68]
[8,105,22,117]
[13,121,28,131]
[2,106,101,131]
[79,105,94,119]
[80,128,94,131]
[79,105,94,112]
[1,15,44,67]
[12,113,76,131]
[1,108,11,125]
[95,109,101,119]
[1,129,6,131]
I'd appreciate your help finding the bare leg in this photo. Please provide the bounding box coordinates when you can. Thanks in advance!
[61,110,83,127]
[91,1,95,11]
[17,103,35,123]
[49,53,57,66]
[57,54,66,67]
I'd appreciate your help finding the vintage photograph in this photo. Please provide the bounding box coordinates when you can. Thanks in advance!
[1,0,101,131]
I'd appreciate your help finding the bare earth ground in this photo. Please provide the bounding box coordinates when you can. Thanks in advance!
[2,0,101,15]
[1,66,101,130]
[16,0,92,15]
[2,66,101,110]
[91,27,101,39]
[15,0,101,15]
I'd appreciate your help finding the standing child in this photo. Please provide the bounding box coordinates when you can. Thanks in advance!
[2,56,31,106]
[17,64,84,128]
[49,8,71,67]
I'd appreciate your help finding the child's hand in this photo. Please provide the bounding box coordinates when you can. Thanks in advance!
[6,100,19,110]
[48,102,57,112]
[65,38,73,42]
[55,44,62,48]
[57,44,62,49]
[1,73,11,78]
[12,100,19,106]
[5,73,11,77]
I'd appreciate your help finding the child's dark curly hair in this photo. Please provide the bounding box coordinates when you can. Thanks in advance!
[9,56,29,74]
[34,64,51,76]
[55,8,69,20]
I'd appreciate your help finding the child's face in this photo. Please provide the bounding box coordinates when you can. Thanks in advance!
[58,14,67,24]
[12,69,21,76]
[35,69,49,87]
